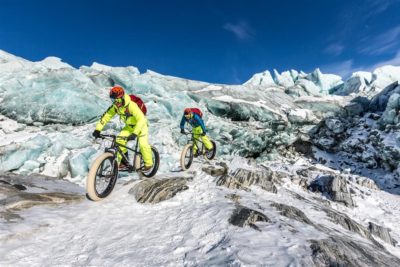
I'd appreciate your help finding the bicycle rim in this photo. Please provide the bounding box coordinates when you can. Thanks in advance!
[95,156,117,198]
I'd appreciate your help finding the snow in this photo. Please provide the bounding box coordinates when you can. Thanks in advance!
[196,85,223,93]
[0,171,318,266]
[38,57,73,70]
[3,160,399,265]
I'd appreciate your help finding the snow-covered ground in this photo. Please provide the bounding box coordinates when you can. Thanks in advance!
[1,160,400,266]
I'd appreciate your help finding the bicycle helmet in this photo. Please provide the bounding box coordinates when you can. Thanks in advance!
[109,86,125,99]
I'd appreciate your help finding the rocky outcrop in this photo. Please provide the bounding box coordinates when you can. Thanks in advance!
[129,175,193,204]
[228,205,270,231]
[202,162,228,177]
[310,235,400,267]
[217,167,281,193]
[308,175,354,207]
[0,172,84,222]
[270,202,315,226]
[324,209,375,242]
[368,222,397,246]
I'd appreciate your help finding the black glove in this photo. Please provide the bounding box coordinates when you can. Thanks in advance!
[180,129,186,134]
[128,134,137,141]
[201,132,207,136]
[92,130,101,139]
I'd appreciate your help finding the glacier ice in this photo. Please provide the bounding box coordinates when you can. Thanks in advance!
[273,69,295,88]
[371,66,400,92]
[0,135,51,171]
[80,62,140,89]
[68,147,97,178]
[306,68,343,94]
[0,69,108,125]
[382,93,400,124]
[244,70,277,87]
[293,79,322,96]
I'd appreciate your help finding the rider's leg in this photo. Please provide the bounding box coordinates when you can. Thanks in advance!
[202,134,213,150]
[193,126,213,151]
[116,126,131,164]
[138,123,153,168]
[192,126,202,154]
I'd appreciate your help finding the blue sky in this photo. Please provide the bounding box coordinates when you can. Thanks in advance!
[0,0,400,84]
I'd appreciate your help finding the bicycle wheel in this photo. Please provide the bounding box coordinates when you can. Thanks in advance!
[204,140,217,160]
[135,146,160,178]
[86,152,118,201]
[180,144,194,170]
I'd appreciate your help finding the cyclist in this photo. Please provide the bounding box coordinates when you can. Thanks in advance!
[180,108,213,156]
[92,86,153,170]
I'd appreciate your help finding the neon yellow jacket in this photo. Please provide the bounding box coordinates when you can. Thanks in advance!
[95,94,146,135]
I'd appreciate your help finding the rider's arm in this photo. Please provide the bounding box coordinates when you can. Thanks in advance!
[193,114,207,133]
[95,105,117,131]
[180,115,186,130]
[129,102,146,136]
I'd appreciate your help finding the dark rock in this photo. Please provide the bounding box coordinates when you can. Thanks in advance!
[225,194,241,203]
[310,235,400,267]
[296,169,310,177]
[381,145,400,170]
[217,167,280,193]
[0,172,84,222]
[202,162,228,177]
[325,118,345,134]
[368,222,397,246]
[291,139,314,157]
[270,202,314,226]
[13,184,27,191]
[369,82,399,112]
[129,176,192,204]
[229,205,270,231]
[368,113,381,120]
[308,175,354,207]
[324,210,376,244]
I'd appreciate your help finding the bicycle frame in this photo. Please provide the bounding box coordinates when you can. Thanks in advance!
[184,131,207,155]
[100,134,144,172]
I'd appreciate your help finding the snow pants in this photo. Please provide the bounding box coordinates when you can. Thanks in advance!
[192,126,213,154]
[116,122,153,167]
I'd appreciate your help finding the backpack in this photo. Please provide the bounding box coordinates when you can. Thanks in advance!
[189,108,203,118]
[127,94,147,115]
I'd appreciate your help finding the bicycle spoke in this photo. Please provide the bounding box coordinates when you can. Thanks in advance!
[95,158,115,195]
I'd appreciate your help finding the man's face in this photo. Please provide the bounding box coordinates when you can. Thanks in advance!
[184,112,192,119]
[113,97,124,108]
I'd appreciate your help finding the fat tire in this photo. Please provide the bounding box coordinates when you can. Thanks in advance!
[86,152,118,201]
[136,146,160,178]
[180,144,194,170]
[204,140,217,160]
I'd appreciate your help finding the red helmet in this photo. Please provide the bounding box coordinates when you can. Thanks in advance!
[109,86,125,99]
[184,108,192,115]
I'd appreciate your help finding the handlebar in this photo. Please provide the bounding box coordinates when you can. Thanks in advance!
[97,134,131,140]
[99,134,116,139]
